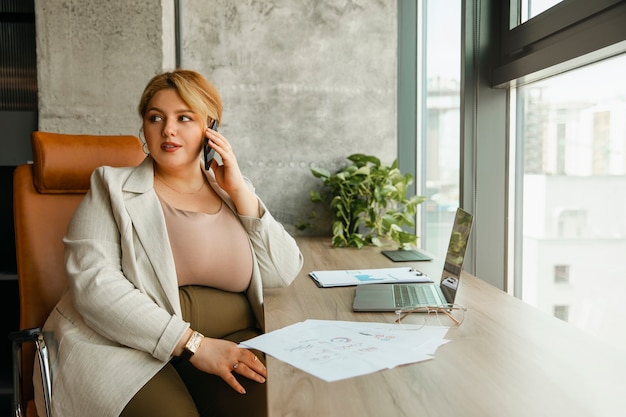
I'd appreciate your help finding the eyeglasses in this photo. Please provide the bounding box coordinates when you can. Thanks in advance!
[394,304,467,329]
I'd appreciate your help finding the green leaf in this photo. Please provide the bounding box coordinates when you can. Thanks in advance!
[354,166,371,176]
[347,153,381,167]
[311,167,331,178]
[310,190,322,202]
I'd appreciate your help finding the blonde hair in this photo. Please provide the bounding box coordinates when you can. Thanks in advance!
[138,69,223,128]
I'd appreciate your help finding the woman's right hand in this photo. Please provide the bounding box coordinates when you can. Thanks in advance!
[189,336,267,394]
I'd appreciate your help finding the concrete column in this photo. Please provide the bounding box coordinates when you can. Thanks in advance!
[34,0,175,135]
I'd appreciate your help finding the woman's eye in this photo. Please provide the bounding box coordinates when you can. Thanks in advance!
[149,115,163,122]
[179,115,192,122]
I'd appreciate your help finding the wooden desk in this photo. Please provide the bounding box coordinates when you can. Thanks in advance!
[263,237,626,417]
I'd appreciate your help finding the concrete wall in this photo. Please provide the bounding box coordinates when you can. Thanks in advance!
[34,0,176,135]
[34,0,397,234]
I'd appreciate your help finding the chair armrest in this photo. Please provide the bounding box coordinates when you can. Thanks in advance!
[9,327,42,343]
[9,327,53,417]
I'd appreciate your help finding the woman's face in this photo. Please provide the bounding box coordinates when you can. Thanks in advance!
[142,88,204,172]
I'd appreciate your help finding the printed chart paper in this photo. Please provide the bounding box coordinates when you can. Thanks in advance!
[240,320,449,382]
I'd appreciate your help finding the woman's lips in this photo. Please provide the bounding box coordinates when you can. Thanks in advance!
[161,142,181,152]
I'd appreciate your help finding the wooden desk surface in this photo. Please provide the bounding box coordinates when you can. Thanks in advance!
[263,237,626,417]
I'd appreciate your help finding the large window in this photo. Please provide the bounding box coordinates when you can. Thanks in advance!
[515,54,626,351]
[504,0,626,352]
[417,0,462,257]
[403,2,626,353]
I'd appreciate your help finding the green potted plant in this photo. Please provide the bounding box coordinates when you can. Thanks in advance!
[309,153,425,249]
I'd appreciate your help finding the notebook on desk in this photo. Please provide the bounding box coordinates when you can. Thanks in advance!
[353,207,473,311]
[381,249,433,262]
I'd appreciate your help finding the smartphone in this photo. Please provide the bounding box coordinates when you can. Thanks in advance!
[204,119,219,170]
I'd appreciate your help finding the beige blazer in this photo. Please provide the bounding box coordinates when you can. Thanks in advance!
[34,158,303,417]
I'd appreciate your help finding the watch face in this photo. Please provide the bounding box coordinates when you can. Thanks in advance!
[185,331,203,354]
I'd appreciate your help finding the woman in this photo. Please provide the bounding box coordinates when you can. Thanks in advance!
[34,69,303,417]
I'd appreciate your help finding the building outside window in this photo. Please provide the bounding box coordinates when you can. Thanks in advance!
[514,38,626,353]
[554,305,570,321]
[554,265,569,284]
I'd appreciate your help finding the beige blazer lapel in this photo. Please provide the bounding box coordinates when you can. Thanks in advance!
[123,158,182,316]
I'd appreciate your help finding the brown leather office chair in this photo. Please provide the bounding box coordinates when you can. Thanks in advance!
[10,131,145,417]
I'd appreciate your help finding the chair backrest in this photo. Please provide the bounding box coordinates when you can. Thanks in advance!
[13,131,145,413]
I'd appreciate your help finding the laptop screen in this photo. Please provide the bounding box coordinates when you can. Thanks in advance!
[440,208,473,304]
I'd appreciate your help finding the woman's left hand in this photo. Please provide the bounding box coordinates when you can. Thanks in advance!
[205,128,245,193]
[205,127,260,217]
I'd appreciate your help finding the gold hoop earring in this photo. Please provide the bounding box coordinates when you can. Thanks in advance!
[139,128,150,155]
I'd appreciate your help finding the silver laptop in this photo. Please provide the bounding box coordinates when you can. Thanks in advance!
[353,208,473,311]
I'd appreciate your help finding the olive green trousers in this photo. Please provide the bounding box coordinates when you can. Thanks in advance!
[120,286,266,417]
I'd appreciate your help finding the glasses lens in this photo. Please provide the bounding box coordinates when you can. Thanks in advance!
[433,305,465,328]
[395,304,466,329]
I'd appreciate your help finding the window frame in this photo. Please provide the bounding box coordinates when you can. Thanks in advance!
[494,0,626,87]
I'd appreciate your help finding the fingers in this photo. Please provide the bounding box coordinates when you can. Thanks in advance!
[222,352,266,395]
[205,130,240,180]
[205,129,233,157]
[249,353,266,376]
[222,371,247,394]
[203,130,250,198]
[234,353,266,379]
[232,363,265,385]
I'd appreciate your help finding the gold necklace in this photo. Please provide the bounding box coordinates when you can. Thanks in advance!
[155,175,205,194]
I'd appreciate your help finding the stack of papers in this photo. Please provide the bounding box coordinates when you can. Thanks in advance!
[309,267,431,288]
[240,319,449,382]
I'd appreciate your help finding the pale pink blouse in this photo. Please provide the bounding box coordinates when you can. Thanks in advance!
[158,196,253,292]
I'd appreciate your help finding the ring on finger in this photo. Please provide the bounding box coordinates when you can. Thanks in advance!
[233,362,239,370]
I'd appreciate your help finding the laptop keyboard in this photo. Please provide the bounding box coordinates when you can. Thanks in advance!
[393,284,439,308]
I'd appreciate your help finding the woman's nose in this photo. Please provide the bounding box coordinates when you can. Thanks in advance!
[162,120,176,137]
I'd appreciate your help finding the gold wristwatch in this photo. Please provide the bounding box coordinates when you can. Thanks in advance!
[183,330,204,357]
